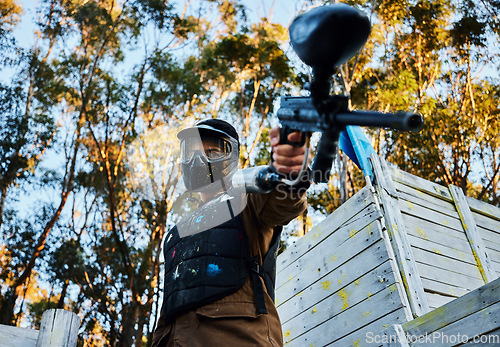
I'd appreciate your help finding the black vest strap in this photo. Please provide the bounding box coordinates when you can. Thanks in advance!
[249,226,283,314]
[249,257,268,314]
[261,226,282,302]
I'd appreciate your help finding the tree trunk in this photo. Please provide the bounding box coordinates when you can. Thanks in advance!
[119,302,139,347]
[57,279,69,309]
[0,292,19,325]
[135,306,146,347]
[0,184,7,229]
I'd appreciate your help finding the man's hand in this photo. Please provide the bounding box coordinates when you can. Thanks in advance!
[269,127,307,176]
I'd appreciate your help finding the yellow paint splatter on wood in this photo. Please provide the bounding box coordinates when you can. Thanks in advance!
[417,228,427,240]
[312,307,317,313]
[362,311,371,317]
[355,280,360,285]
[472,249,488,283]
[392,224,398,231]
[339,289,349,309]
[401,275,409,293]
[338,279,342,285]
[349,229,357,238]
[389,284,397,292]
[283,330,290,339]
[331,255,337,261]
[367,292,373,300]
[406,201,414,210]
[383,324,388,328]
[443,220,448,226]
[322,281,331,290]
[353,339,360,347]
[433,248,442,255]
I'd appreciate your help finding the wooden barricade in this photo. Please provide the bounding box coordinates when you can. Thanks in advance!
[0,309,80,347]
[276,155,500,346]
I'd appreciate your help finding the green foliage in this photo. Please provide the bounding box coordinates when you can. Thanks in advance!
[27,298,59,328]
[344,0,500,205]
[0,82,56,187]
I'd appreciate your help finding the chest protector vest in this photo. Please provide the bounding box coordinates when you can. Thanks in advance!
[160,194,281,324]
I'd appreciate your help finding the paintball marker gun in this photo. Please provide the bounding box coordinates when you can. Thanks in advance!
[233,4,424,192]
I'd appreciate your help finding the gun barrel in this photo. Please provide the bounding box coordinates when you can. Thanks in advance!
[277,106,424,132]
[336,111,424,132]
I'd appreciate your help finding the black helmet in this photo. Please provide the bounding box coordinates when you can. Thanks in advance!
[177,119,239,192]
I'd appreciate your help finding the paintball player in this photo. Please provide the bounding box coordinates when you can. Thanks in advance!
[152,118,309,346]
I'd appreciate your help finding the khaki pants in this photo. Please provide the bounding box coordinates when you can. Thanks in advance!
[152,308,283,347]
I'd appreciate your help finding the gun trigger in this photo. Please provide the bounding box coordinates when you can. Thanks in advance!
[279,126,306,147]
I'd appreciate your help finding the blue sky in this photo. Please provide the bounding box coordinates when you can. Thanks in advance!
[14,0,305,47]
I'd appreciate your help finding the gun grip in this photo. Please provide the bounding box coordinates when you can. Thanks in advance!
[279,126,307,147]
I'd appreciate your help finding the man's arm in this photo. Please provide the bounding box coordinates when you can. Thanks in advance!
[246,128,309,229]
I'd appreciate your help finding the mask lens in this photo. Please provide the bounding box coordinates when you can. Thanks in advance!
[204,137,231,160]
[181,137,232,163]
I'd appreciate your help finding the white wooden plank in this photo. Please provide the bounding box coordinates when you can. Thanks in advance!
[0,325,38,347]
[403,277,500,338]
[388,166,453,201]
[460,328,500,345]
[412,247,483,281]
[276,212,381,292]
[329,309,410,347]
[394,181,459,219]
[484,245,500,263]
[371,154,429,317]
[420,300,500,347]
[36,309,80,347]
[281,260,398,341]
[486,251,500,277]
[478,225,500,277]
[420,278,468,298]
[477,224,500,247]
[277,186,376,274]
[407,234,477,266]
[372,182,415,326]
[415,262,484,292]
[449,185,496,283]
[475,222,500,277]
[276,221,382,306]
[277,241,391,323]
[472,211,500,235]
[403,217,471,252]
[399,198,465,232]
[466,195,500,222]
[284,284,405,346]
[425,292,456,310]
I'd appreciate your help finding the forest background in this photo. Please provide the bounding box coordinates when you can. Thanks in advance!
[0,0,498,345]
